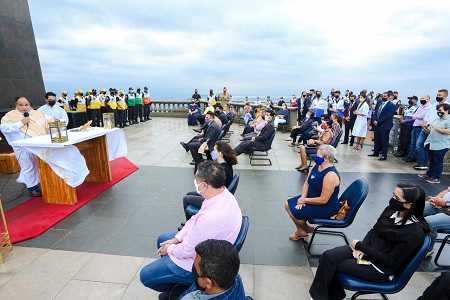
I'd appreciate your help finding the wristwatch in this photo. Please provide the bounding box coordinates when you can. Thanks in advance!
[446,201,450,208]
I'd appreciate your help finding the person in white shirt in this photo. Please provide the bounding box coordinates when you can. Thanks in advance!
[37,92,69,125]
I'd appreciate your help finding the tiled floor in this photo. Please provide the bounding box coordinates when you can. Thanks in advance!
[0,117,449,299]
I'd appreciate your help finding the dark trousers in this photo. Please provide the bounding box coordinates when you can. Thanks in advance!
[298,130,312,144]
[309,245,389,300]
[182,192,204,220]
[128,106,135,123]
[117,109,125,125]
[135,104,143,120]
[242,126,253,135]
[343,119,355,144]
[373,125,391,157]
[399,125,413,154]
[290,128,304,143]
[234,141,261,155]
[197,115,206,126]
[143,104,151,119]
[426,146,449,180]
[90,109,101,127]
[418,271,450,300]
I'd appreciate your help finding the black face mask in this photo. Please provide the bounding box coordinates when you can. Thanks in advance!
[436,96,444,102]
[408,100,413,106]
[420,100,427,105]
[191,264,206,292]
[393,96,398,100]
[437,111,445,118]
[215,111,220,116]
[382,97,388,102]
[48,100,56,107]
[389,197,407,211]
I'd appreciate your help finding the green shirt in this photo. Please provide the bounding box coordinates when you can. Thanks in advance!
[425,115,450,150]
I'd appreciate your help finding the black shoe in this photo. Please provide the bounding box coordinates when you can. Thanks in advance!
[140,118,146,122]
[341,142,348,144]
[414,164,428,170]
[158,292,171,300]
[133,120,139,124]
[180,142,189,152]
[349,143,353,146]
[367,154,378,157]
[119,125,124,128]
[193,129,201,133]
[378,156,387,161]
[404,157,416,163]
[190,161,196,165]
[394,152,405,157]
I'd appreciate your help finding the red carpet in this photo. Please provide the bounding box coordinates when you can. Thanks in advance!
[3,157,138,243]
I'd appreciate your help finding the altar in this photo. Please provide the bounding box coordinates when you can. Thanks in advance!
[10,128,127,205]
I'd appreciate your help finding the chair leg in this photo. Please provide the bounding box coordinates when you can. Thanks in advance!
[307,225,350,256]
[351,291,389,300]
[434,234,450,268]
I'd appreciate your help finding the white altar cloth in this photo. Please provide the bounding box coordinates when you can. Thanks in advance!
[10,128,127,187]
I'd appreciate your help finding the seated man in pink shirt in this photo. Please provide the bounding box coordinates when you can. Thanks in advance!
[140,161,243,300]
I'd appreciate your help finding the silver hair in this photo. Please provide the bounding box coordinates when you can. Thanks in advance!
[318,144,336,162]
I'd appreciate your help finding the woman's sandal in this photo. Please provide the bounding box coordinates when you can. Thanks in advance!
[297,167,308,172]
[289,233,309,241]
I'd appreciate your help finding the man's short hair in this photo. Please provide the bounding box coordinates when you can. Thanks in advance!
[215,105,223,110]
[45,92,56,99]
[197,161,226,188]
[195,239,240,290]
[205,111,215,118]
[266,110,275,117]
[438,89,449,97]
[437,103,450,111]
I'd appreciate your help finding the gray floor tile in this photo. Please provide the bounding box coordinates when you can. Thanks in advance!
[15,228,70,249]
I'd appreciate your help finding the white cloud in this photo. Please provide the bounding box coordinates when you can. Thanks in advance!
[29,0,450,98]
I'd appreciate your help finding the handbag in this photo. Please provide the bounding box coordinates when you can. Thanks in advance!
[330,200,351,220]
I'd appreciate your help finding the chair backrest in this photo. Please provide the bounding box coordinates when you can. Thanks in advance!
[215,129,224,142]
[227,173,240,195]
[223,120,231,136]
[234,216,249,252]
[265,130,277,151]
[338,179,369,224]
[390,235,430,290]
[331,130,343,148]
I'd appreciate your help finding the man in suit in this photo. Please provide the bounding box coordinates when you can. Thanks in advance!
[342,94,359,146]
[234,110,276,155]
[368,91,397,160]
[214,105,228,126]
[181,111,220,166]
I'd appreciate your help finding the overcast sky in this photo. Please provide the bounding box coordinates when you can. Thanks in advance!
[29,0,450,100]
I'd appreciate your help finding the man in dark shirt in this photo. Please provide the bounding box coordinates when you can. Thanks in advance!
[234,110,276,155]
[192,89,201,105]
[342,94,359,146]
[215,105,228,126]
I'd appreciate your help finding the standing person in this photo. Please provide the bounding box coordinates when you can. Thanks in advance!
[351,94,369,150]
[404,95,431,162]
[142,86,152,121]
[395,96,418,157]
[192,89,201,106]
[309,183,430,300]
[311,91,326,123]
[106,89,118,126]
[134,87,144,122]
[219,87,231,107]
[98,88,107,125]
[125,87,136,125]
[75,90,86,111]
[206,89,216,106]
[341,94,359,146]
[368,91,396,161]
[413,89,448,170]
[57,91,70,111]
[37,92,69,125]
[116,89,128,128]
[88,89,101,127]
[299,91,310,121]
[329,90,345,117]
[419,103,450,184]
[0,97,53,197]
[290,94,298,108]
[139,161,242,300]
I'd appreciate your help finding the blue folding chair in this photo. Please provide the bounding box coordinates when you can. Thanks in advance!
[434,228,450,268]
[249,131,276,166]
[307,178,369,256]
[234,216,249,252]
[337,235,430,300]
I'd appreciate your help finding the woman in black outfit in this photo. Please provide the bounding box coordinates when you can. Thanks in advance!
[309,183,430,300]
[182,141,238,221]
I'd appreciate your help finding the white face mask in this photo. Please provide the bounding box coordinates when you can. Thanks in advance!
[265,116,269,121]
[305,114,310,119]
[194,178,205,194]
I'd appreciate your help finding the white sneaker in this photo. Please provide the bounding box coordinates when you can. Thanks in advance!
[425,250,434,258]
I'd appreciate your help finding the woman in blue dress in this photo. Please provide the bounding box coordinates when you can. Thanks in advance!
[188,99,200,125]
[285,144,340,240]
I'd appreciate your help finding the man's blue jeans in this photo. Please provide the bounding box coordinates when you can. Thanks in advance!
[407,126,422,158]
[426,146,449,180]
[424,202,450,251]
[415,130,429,165]
[139,231,193,292]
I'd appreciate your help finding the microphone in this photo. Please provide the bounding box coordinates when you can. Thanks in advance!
[24,112,29,127]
